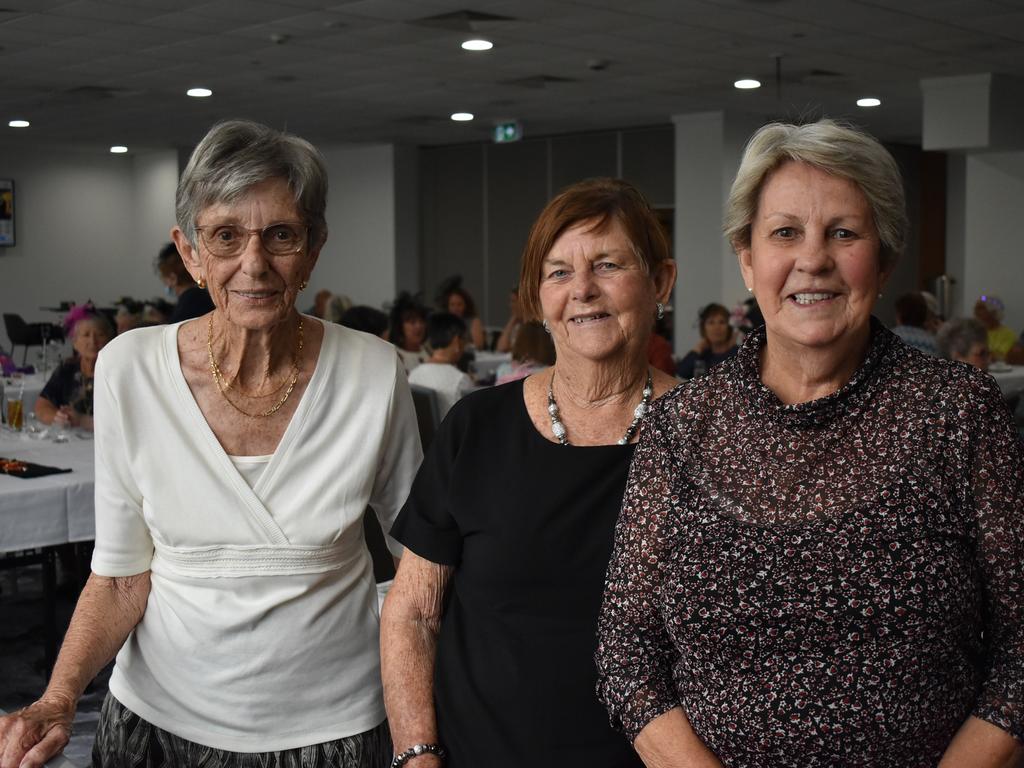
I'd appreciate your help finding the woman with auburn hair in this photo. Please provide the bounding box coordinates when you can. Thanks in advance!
[381,177,676,767]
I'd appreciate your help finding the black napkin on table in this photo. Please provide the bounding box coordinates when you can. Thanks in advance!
[0,457,73,479]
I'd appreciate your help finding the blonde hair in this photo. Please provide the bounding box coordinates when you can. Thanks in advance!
[724,119,907,272]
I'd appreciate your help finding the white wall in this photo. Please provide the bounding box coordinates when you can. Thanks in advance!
[316,144,403,310]
[958,150,1024,333]
[0,147,178,352]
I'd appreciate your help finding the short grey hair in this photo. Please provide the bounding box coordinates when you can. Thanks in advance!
[724,119,907,272]
[936,317,987,360]
[176,120,328,249]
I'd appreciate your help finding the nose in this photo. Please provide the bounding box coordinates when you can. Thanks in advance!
[239,232,271,277]
[570,268,599,303]
[794,232,834,275]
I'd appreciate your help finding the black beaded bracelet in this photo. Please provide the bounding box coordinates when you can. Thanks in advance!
[390,743,446,767]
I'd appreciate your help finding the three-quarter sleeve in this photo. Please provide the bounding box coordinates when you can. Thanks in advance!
[595,395,683,741]
[965,375,1024,741]
[90,352,154,576]
[388,398,465,567]
[369,357,425,558]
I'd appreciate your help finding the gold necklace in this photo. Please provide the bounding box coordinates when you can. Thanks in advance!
[207,315,304,418]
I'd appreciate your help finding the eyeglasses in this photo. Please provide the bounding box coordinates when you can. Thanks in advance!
[194,222,309,258]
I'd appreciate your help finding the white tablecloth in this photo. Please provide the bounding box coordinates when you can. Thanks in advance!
[990,365,1024,397]
[471,351,511,379]
[0,430,95,552]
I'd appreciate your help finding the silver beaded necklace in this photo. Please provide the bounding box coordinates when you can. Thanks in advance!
[547,370,654,446]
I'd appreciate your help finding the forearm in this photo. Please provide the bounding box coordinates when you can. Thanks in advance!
[633,707,723,768]
[33,397,58,425]
[939,716,1023,767]
[44,571,150,704]
[380,553,452,767]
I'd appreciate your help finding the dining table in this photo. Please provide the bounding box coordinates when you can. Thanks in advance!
[3,371,50,420]
[0,427,95,674]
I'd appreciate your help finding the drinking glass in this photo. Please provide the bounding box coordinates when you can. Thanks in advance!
[5,392,24,431]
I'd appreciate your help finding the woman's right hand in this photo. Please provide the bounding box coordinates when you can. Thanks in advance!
[0,693,75,768]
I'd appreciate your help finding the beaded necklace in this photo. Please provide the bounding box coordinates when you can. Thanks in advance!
[546,370,653,446]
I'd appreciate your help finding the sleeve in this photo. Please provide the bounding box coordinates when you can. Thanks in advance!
[388,395,468,567]
[369,356,425,558]
[595,394,683,741]
[965,375,1024,742]
[90,350,154,576]
[38,363,69,407]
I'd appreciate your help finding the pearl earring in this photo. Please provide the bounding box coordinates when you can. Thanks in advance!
[542,320,550,334]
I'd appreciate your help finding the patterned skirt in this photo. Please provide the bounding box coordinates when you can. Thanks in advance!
[91,694,392,768]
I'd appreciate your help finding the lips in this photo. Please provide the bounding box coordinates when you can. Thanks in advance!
[234,290,278,300]
[790,292,837,305]
[570,312,610,324]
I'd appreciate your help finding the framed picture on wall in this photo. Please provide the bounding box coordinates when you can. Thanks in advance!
[0,179,14,247]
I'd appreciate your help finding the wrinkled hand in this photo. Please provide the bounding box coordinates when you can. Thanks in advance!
[0,695,75,768]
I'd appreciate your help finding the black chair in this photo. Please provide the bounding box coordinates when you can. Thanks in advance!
[409,384,442,450]
[3,313,51,365]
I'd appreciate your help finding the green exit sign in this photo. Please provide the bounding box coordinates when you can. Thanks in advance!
[494,121,523,143]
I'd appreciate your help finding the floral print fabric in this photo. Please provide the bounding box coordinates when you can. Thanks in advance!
[596,320,1024,767]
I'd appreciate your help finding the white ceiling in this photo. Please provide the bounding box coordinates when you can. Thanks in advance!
[2,0,1024,152]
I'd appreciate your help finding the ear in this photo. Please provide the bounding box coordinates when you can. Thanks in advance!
[171,227,202,284]
[737,245,754,292]
[653,259,677,304]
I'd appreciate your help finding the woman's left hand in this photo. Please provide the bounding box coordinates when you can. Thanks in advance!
[53,406,82,429]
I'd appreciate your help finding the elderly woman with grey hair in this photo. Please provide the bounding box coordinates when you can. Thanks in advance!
[596,119,1024,767]
[937,317,991,371]
[0,120,421,768]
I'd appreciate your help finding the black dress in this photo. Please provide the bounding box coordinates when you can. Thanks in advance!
[39,359,93,414]
[391,380,644,768]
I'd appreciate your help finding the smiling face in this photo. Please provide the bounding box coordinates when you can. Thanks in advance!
[738,161,887,357]
[401,312,427,350]
[538,218,673,366]
[173,177,320,331]
[703,310,732,346]
[73,318,112,361]
[446,293,467,317]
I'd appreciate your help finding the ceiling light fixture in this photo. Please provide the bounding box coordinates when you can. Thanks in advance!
[110,145,128,154]
[187,87,213,98]
[461,39,493,51]
[857,97,881,107]
[734,79,761,90]
[451,112,474,122]
[8,119,29,128]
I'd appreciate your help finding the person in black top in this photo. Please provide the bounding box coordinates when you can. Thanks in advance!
[675,302,738,379]
[156,241,214,323]
[35,309,113,431]
[381,178,677,768]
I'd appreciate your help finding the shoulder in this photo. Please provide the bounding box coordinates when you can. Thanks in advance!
[446,378,523,426]
[884,338,1004,415]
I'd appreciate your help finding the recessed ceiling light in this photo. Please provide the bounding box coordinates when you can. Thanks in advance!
[857,97,881,107]
[110,145,128,154]
[8,119,29,128]
[187,87,213,98]
[734,79,761,90]
[450,112,474,122]
[461,39,493,51]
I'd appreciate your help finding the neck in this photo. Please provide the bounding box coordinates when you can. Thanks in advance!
[210,311,301,388]
[760,323,872,405]
[553,346,649,408]
[429,348,458,364]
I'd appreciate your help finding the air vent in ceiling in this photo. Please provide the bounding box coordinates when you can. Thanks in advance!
[411,10,516,31]
[500,75,576,89]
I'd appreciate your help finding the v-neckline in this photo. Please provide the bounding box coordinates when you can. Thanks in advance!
[163,317,331,545]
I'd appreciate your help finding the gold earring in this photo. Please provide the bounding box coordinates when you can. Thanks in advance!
[196,276,206,289]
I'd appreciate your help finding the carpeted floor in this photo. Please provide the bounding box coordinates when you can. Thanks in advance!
[0,561,109,767]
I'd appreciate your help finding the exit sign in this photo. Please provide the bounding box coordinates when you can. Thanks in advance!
[494,121,523,143]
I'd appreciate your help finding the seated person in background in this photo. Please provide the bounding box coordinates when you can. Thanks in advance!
[408,312,473,418]
[389,293,429,373]
[495,287,523,353]
[35,308,114,431]
[114,299,144,335]
[155,241,214,323]
[143,298,174,325]
[340,305,389,339]
[974,294,1024,364]
[307,288,333,319]
[920,290,944,333]
[495,320,556,385]
[891,291,938,355]
[675,302,738,379]
[937,317,990,372]
[323,294,353,324]
[439,278,486,349]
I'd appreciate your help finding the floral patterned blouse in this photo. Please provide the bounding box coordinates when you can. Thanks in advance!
[595,320,1024,767]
